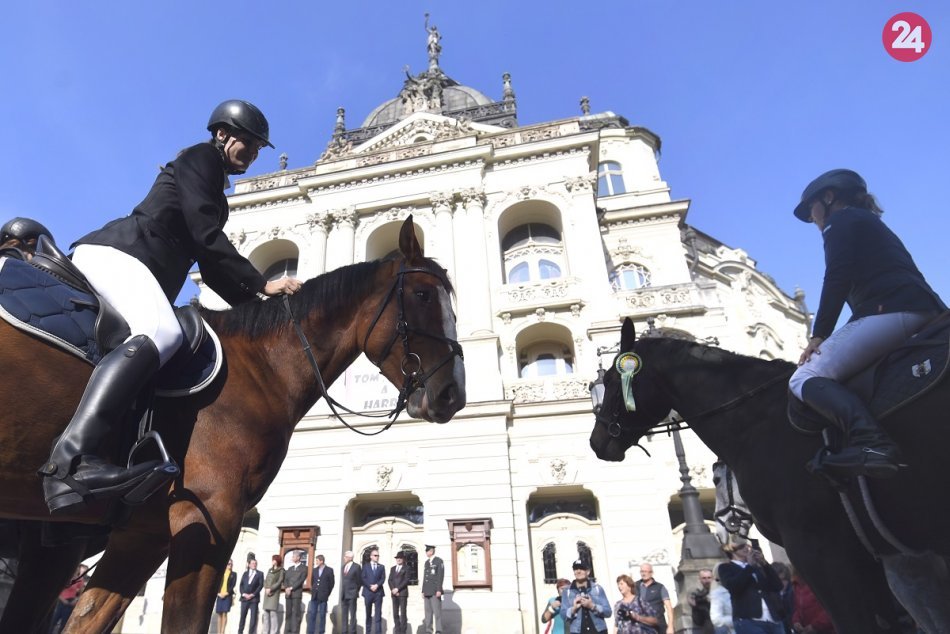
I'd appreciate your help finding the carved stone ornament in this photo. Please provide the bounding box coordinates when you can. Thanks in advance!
[612,237,647,260]
[229,229,246,246]
[564,173,596,193]
[269,226,282,239]
[306,212,331,232]
[430,191,454,210]
[570,305,581,318]
[459,188,486,208]
[331,207,358,229]
[377,465,394,490]
[319,136,354,162]
[535,308,546,322]
[630,548,670,567]
[501,312,512,325]
[550,458,568,484]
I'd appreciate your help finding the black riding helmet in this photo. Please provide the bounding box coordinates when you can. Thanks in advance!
[0,217,53,244]
[793,168,867,222]
[207,99,274,149]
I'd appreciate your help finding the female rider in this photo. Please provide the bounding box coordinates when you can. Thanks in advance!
[38,100,302,513]
[789,168,944,479]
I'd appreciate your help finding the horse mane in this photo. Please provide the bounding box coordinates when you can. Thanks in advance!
[640,336,795,376]
[199,256,453,338]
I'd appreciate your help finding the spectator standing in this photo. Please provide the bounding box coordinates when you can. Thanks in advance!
[262,555,285,634]
[388,551,410,634]
[709,573,735,634]
[340,550,362,634]
[541,578,570,634]
[560,559,611,633]
[688,569,715,634]
[614,573,658,634]
[361,548,386,634]
[421,544,445,634]
[770,562,794,633]
[238,559,263,634]
[635,564,673,634]
[791,570,835,634]
[215,560,238,634]
[718,543,784,634]
[306,554,335,634]
[282,551,307,634]
[49,564,88,634]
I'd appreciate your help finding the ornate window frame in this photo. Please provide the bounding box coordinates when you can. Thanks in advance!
[447,518,493,589]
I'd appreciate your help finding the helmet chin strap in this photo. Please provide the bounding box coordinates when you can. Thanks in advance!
[213,133,247,175]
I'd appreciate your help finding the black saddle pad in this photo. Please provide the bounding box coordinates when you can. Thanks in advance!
[0,256,222,396]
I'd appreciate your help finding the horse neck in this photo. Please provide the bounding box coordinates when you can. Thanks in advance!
[650,340,791,459]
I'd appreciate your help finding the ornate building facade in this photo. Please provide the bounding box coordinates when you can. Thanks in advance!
[119,26,807,634]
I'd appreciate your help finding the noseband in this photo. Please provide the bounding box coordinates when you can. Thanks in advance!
[283,263,463,436]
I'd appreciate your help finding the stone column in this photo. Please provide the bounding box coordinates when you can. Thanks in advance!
[452,188,503,402]
[430,191,456,283]
[304,211,330,278]
[327,206,357,270]
[457,188,492,335]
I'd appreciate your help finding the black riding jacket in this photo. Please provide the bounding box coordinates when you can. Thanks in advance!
[74,142,267,305]
[812,206,944,339]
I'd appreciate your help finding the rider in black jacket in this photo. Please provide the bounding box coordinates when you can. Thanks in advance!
[37,100,302,513]
[789,169,944,478]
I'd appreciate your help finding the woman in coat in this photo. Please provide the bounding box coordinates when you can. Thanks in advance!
[262,555,286,634]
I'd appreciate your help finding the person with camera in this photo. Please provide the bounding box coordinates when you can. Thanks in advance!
[718,543,784,634]
[614,573,659,633]
[560,559,612,634]
[541,578,570,634]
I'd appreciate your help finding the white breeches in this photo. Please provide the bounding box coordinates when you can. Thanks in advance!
[72,245,184,366]
[789,311,935,399]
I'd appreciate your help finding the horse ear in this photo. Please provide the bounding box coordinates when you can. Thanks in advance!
[620,317,636,350]
[398,215,424,263]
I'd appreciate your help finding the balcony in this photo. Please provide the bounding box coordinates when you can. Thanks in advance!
[495,277,584,316]
[614,283,706,318]
[505,377,590,404]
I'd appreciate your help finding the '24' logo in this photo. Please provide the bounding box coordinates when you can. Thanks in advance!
[883,13,932,62]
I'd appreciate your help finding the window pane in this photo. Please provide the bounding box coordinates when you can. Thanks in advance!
[508,262,529,283]
[536,354,557,376]
[597,175,610,197]
[609,173,625,195]
[538,260,561,279]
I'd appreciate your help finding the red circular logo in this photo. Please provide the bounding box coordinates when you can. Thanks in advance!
[883,13,932,62]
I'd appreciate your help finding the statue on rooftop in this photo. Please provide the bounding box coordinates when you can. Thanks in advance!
[424,13,442,71]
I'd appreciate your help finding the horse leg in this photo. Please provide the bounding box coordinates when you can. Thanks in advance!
[0,520,85,634]
[160,495,245,634]
[63,528,168,634]
[883,552,950,633]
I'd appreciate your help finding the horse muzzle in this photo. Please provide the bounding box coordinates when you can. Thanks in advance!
[407,380,465,424]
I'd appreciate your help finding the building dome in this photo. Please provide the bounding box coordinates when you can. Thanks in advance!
[361,76,495,129]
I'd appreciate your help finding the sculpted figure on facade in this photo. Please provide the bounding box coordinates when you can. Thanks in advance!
[377,465,393,490]
[424,13,442,70]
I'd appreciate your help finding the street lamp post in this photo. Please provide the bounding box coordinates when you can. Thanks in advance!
[671,428,725,633]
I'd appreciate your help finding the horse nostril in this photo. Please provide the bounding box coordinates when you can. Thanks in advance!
[439,384,457,405]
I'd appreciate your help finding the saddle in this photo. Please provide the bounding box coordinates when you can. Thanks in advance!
[788,312,950,435]
[0,235,223,396]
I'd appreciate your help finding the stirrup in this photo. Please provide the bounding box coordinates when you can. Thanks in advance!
[122,430,179,505]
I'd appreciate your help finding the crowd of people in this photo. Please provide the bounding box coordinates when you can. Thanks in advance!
[207,544,443,634]
[541,545,834,634]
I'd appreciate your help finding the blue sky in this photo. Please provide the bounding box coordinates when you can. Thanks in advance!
[2,1,948,322]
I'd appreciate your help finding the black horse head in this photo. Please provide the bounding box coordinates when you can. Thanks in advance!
[590,318,674,461]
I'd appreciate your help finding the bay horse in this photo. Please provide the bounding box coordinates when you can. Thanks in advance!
[589,318,950,633]
[0,216,466,633]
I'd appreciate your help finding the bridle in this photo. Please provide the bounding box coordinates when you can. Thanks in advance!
[593,349,790,448]
[283,262,463,436]
[713,462,754,537]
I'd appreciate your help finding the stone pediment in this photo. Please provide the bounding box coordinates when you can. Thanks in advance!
[352,112,502,156]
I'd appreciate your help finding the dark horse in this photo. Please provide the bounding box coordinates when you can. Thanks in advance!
[590,318,950,633]
[0,217,466,633]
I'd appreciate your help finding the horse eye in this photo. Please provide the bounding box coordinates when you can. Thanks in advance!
[415,290,431,303]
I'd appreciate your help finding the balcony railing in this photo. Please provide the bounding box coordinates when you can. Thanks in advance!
[614,283,706,317]
[505,377,590,404]
[495,277,583,315]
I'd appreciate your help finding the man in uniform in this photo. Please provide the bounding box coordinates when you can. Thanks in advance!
[421,544,444,634]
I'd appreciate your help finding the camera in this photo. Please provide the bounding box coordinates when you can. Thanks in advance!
[616,605,631,621]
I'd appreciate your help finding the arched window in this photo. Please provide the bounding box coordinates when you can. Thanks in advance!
[520,343,574,378]
[597,161,625,197]
[399,544,420,586]
[264,258,298,281]
[502,223,565,284]
[361,544,379,566]
[610,263,652,291]
[542,542,558,584]
[577,541,596,582]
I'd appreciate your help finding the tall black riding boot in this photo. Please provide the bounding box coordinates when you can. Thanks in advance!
[38,335,162,513]
[800,377,902,479]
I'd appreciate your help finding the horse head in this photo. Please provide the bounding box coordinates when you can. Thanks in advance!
[358,216,466,424]
[589,317,673,461]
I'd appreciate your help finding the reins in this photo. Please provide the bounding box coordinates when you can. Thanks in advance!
[281,263,462,437]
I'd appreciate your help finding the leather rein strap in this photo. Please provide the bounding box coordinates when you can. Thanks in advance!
[282,264,462,437]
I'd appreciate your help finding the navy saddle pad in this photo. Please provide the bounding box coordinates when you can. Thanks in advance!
[0,256,222,397]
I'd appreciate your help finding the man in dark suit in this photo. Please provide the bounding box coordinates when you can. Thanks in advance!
[340,550,362,634]
[421,545,445,634]
[238,558,263,634]
[283,550,308,634]
[362,548,387,634]
[388,551,410,634]
[306,554,335,634]
[719,542,785,634]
